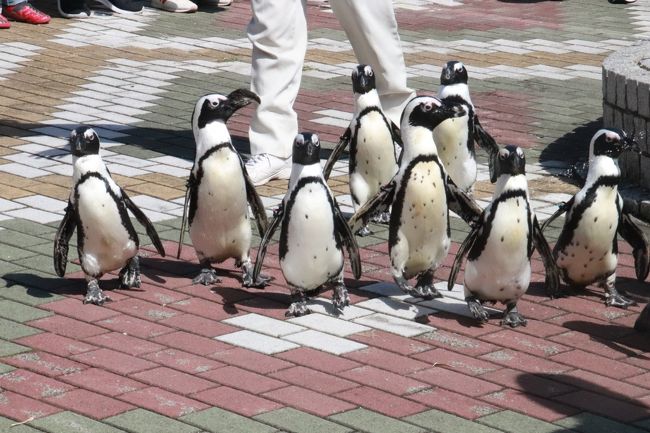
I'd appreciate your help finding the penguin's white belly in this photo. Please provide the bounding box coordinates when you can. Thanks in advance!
[465,199,531,302]
[433,115,475,192]
[77,178,136,276]
[351,114,398,207]
[558,189,619,284]
[190,153,250,262]
[393,162,449,277]
[282,183,343,290]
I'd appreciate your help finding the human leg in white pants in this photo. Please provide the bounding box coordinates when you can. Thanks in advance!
[329,0,415,125]
[246,0,307,185]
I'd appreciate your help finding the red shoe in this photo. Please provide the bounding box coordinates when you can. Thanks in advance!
[0,13,10,28]
[3,2,50,24]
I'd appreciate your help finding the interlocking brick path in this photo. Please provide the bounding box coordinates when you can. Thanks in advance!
[1,0,650,432]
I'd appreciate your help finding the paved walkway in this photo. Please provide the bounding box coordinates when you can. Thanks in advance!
[1,0,650,432]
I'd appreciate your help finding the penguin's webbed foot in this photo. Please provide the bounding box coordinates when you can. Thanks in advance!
[332,284,350,310]
[119,256,141,289]
[501,310,527,328]
[370,211,390,225]
[605,292,636,308]
[84,280,110,305]
[285,301,311,317]
[241,260,270,288]
[410,285,442,300]
[356,225,373,237]
[193,268,221,286]
[466,297,489,323]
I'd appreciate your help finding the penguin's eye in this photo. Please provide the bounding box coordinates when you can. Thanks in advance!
[209,99,220,108]
[422,102,434,112]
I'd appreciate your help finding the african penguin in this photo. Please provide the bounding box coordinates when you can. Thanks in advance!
[181,89,269,288]
[53,126,165,305]
[434,60,498,192]
[322,64,401,236]
[546,128,649,308]
[448,145,558,327]
[253,133,361,317]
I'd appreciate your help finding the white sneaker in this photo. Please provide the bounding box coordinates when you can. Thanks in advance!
[150,0,197,12]
[245,153,291,186]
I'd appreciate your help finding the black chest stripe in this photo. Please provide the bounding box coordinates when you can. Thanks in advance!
[188,142,233,225]
[279,176,342,260]
[350,106,396,175]
[468,189,530,261]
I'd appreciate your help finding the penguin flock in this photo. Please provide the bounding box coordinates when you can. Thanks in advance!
[54,61,650,331]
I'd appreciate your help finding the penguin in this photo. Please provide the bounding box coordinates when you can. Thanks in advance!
[253,132,362,317]
[448,145,559,327]
[434,60,499,192]
[348,95,481,299]
[541,128,649,307]
[179,89,269,288]
[53,126,165,305]
[322,64,401,236]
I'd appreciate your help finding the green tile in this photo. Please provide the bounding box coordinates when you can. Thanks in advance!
[0,244,39,262]
[0,299,52,322]
[0,363,15,374]
[0,284,64,306]
[405,409,505,433]
[478,411,571,433]
[1,230,50,248]
[16,255,59,276]
[0,318,41,340]
[254,408,353,433]
[557,413,647,433]
[105,409,200,433]
[0,219,58,236]
[181,407,278,433]
[0,339,31,357]
[329,408,426,433]
[0,416,43,433]
[31,411,128,433]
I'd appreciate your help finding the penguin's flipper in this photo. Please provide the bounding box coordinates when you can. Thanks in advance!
[333,200,362,280]
[177,178,192,259]
[241,158,269,236]
[473,115,499,182]
[446,180,482,226]
[53,201,76,277]
[253,203,283,282]
[323,128,351,180]
[448,223,480,291]
[348,180,396,233]
[390,120,403,148]
[540,197,574,232]
[618,212,650,281]
[623,197,650,226]
[121,189,166,257]
[532,216,561,298]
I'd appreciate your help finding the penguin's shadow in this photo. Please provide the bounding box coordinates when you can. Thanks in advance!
[539,118,601,173]
[562,319,650,357]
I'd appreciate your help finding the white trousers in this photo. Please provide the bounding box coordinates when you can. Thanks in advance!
[247,0,415,158]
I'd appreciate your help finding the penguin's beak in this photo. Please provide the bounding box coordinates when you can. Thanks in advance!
[226,88,261,110]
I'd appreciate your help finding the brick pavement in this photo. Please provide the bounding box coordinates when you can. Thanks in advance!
[1,0,650,432]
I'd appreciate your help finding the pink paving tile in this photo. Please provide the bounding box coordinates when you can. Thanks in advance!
[343,347,430,375]
[152,331,232,356]
[627,371,650,391]
[481,389,579,422]
[554,390,650,422]
[548,330,629,360]
[177,284,255,304]
[548,313,634,341]
[545,296,634,323]
[550,349,643,380]
[119,386,209,417]
[411,367,502,397]
[140,270,194,290]
[478,368,575,398]
[554,369,650,400]
[95,314,175,339]
[3,351,87,377]
[61,367,148,396]
[200,365,287,394]
[107,298,181,322]
[515,299,566,321]
[269,366,358,395]
[158,313,238,337]
[39,298,121,322]
[26,315,107,339]
[167,297,240,321]
[276,347,360,373]
[407,387,501,420]
[45,388,134,420]
[0,369,74,399]
[416,329,499,356]
[209,347,294,374]
[335,386,427,418]
[348,329,433,355]
[131,367,215,396]
[115,282,190,305]
[338,365,429,396]
[143,349,224,374]
[480,329,571,358]
[510,318,569,339]
[263,385,356,417]
[83,332,165,356]
[71,348,157,375]
[191,386,283,417]
[14,333,97,357]
[479,349,571,375]
[413,348,501,376]
[0,390,61,421]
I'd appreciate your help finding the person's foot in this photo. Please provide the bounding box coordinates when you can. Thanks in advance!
[92,0,143,13]
[150,0,196,12]
[0,13,10,28]
[245,153,291,186]
[3,2,50,24]
[608,0,636,3]
[58,0,93,18]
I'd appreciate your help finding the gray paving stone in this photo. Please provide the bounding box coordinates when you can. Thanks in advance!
[105,409,200,433]
[31,411,128,433]
[0,317,41,340]
[556,413,647,433]
[329,408,426,433]
[406,409,506,433]
[478,411,573,433]
[0,416,43,433]
[254,408,353,433]
[0,299,52,322]
[181,407,279,433]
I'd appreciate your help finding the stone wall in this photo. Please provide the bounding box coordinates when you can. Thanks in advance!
[602,41,650,187]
